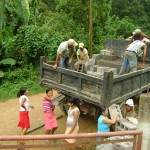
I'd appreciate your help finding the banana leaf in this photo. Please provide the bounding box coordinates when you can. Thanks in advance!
[0,58,16,66]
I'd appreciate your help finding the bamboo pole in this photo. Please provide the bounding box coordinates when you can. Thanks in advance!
[89,0,93,58]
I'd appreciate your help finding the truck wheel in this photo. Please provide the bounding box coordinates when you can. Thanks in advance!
[59,104,69,115]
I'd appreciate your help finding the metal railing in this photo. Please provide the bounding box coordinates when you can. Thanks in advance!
[0,130,142,150]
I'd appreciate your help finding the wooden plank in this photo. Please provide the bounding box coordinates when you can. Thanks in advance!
[101,71,114,105]
[78,78,82,91]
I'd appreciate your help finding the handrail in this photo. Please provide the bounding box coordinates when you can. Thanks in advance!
[0,130,143,149]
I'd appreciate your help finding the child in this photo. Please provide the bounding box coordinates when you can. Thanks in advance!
[17,87,34,136]
[65,97,80,149]
[97,105,118,142]
[43,88,58,135]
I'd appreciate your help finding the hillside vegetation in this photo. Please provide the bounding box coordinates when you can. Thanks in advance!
[0,0,149,101]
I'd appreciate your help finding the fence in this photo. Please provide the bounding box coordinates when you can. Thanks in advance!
[0,130,142,150]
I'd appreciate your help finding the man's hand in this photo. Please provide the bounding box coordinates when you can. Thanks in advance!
[69,59,72,64]
[141,63,145,69]
[53,64,57,69]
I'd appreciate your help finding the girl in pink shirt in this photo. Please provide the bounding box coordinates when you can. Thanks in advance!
[43,88,58,135]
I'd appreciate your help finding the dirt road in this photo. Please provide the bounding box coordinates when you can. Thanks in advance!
[0,92,97,149]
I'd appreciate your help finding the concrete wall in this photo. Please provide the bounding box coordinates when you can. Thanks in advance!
[138,94,150,150]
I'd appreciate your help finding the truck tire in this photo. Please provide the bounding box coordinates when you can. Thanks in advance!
[59,104,69,115]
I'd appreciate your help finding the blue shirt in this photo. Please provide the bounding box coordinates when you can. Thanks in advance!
[98,115,110,133]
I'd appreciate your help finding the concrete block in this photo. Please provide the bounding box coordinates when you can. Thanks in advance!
[89,66,94,72]
[87,71,103,78]
[87,59,95,66]
[108,136,133,150]
[93,65,99,72]
[115,118,137,131]
[92,54,102,60]
[89,66,100,72]
[100,49,107,55]
[97,67,105,74]
[96,144,114,150]
[109,104,123,120]
[126,117,138,126]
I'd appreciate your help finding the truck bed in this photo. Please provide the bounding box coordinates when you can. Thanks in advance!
[40,39,150,106]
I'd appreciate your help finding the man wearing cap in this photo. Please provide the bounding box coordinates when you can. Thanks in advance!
[129,29,150,43]
[53,39,78,69]
[119,33,147,74]
[124,99,137,118]
[74,43,89,73]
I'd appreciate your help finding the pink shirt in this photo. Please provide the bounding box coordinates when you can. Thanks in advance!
[42,98,54,113]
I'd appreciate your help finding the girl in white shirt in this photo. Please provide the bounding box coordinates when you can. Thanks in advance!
[17,87,34,137]
[65,97,80,147]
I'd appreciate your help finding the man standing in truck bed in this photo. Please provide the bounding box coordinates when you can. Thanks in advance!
[53,39,78,70]
[119,33,147,74]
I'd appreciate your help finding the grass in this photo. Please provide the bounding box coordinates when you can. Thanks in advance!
[0,79,46,102]
[0,66,48,102]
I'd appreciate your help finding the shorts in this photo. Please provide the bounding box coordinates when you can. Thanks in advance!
[44,112,58,130]
[65,126,79,143]
[18,111,30,129]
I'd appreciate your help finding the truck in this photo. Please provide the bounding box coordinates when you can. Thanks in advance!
[40,39,150,120]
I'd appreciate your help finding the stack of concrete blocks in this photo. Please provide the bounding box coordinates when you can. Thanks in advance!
[115,118,137,131]
[87,65,117,78]
[93,51,122,71]
[100,49,118,61]
[96,136,133,150]
[96,144,114,150]
[108,136,133,150]
[109,104,137,131]
[137,94,150,150]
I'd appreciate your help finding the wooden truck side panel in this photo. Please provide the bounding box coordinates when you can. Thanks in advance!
[40,56,104,106]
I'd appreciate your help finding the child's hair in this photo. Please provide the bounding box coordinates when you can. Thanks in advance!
[68,97,80,108]
[99,105,107,115]
[17,87,27,98]
[46,88,53,94]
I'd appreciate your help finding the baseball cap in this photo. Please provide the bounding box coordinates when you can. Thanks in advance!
[79,43,84,48]
[68,39,78,46]
[125,99,134,107]
[132,29,141,35]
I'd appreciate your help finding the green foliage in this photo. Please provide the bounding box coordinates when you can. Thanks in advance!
[4,25,64,65]
[0,58,16,66]
[0,69,4,78]
[0,65,45,102]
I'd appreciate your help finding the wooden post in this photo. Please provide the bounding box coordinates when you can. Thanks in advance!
[89,0,93,58]
[102,71,114,106]
[40,56,45,84]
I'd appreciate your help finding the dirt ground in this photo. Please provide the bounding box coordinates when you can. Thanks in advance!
[0,92,97,149]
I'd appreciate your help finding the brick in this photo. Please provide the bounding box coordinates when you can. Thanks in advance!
[115,118,137,131]
[87,59,95,66]
[109,104,123,120]
[92,54,102,60]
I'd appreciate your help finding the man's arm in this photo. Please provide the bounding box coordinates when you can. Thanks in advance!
[53,53,61,69]
[143,34,150,40]
[69,50,74,64]
[142,45,147,67]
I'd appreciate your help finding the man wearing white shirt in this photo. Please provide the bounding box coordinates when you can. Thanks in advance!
[53,39,78,69]
[74,43,89,73]
[119,34,147,75]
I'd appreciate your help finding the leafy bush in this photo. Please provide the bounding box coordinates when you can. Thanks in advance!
[0,65,45,102]
[4,25,64,65]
